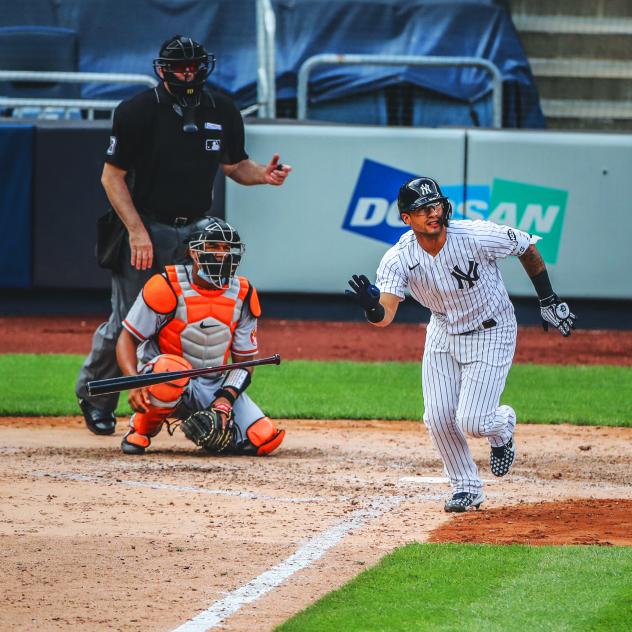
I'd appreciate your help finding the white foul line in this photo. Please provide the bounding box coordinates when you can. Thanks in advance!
[169,495,405,632]
[32,471,335,504]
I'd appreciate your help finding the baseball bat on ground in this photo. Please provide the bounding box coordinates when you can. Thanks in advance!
[87,354,281,397]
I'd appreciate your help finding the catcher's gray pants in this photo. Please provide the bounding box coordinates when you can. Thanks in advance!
[75,218,204,412]
[422,315,517,495]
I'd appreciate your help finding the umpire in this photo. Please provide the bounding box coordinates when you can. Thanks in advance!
[76,35,291,435]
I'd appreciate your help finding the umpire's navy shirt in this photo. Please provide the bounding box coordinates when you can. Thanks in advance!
[104,83,248,223]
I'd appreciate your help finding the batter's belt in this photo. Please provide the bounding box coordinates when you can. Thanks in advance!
[459,318,497,336]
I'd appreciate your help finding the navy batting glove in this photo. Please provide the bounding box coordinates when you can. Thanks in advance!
[346,274,380,311]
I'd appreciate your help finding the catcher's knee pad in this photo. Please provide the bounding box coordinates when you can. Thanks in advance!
[145,354,192,408]
[246,417,285,456]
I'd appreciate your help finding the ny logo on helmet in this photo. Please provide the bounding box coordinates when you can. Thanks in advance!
[419,183,432,195]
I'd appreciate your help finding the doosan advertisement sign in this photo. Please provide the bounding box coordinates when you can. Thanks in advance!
[343,159,568,264]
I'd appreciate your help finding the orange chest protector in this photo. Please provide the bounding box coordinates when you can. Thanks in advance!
[143,265,257,368]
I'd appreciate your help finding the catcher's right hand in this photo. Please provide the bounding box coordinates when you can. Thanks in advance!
[180,409,234,453]
[345,274,380,311]
[539,294,576,337]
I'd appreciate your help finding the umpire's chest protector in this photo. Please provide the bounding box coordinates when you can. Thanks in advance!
[156,266,251,368]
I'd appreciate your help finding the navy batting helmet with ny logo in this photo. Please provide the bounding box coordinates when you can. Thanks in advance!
[397,176,453,226]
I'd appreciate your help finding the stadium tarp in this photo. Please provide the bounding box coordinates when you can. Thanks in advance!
[7,0,543,127]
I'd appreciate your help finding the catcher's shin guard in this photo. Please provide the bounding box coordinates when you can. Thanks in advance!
[246,417,285,456]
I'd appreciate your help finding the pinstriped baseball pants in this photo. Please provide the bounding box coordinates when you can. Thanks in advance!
[422,315,517,494]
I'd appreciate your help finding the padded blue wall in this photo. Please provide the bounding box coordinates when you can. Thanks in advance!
[0,125,33,288]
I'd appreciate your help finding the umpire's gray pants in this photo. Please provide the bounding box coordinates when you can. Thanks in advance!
[75,218,206,413]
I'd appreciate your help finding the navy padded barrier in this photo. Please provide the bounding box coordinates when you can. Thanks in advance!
[0,125,34,289]
[0,26,80,98]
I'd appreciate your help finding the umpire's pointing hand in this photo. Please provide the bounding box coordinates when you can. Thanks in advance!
[346,274,381,311]
[264,153,292,186]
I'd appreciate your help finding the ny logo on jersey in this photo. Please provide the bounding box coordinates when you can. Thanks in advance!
[451,260,480,289]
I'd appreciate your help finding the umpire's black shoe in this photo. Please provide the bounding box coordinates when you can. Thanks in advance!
[490,438,516,477]
[78,398,116,435]
[444,491,485,513]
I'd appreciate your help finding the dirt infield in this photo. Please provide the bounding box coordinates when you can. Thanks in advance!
[1,317,631,631]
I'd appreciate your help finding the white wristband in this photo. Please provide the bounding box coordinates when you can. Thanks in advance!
[223,368,251,394]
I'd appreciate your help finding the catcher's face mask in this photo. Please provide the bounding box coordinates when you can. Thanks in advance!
[189,219,244,288]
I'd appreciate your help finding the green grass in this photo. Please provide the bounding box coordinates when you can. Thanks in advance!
[0,355,631,425]
[277,543,632,632]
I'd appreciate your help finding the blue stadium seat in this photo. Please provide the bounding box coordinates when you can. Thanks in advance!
[0,26,80,97]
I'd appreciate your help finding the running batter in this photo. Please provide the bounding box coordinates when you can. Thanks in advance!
[347,176,576,512]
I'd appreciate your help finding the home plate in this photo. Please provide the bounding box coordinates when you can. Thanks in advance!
[400,476,494,484]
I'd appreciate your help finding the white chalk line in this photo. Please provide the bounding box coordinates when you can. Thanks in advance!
[169,495,407,632]
[32,471,336,504]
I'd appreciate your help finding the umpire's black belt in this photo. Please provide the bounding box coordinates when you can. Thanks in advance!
[459,318,497,335]
[144,215,202,227]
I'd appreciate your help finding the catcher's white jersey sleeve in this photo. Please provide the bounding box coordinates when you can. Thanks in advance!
[231,301,258,356]
[122,289,169,341]
[375,219,535,334]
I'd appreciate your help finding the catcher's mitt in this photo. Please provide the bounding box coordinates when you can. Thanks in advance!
[180,409,234,453]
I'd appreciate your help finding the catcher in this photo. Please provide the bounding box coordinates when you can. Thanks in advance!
[115,216,285,456]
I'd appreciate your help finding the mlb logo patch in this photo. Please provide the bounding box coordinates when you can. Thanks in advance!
[205,139,221,151]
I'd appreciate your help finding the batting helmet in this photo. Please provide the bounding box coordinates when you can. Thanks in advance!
[153,35,215,107]
[187,217,245,288]
[397,176,452,226]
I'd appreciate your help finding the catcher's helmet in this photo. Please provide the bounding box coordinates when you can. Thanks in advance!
[397,176,452,226]
[153,35,215,107]
[188,217,244,288]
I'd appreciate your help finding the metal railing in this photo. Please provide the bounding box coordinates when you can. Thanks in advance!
[256,0,276,118]
[0,70,158,119]
[297,54,504,128]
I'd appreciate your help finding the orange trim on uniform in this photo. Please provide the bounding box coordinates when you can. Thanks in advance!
[122,319,146,341]
[232,348,258,356]
[142,273,178,314]
[248,285,262,318]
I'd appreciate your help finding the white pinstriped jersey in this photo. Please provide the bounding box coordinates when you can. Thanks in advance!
[376,220,535,334]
